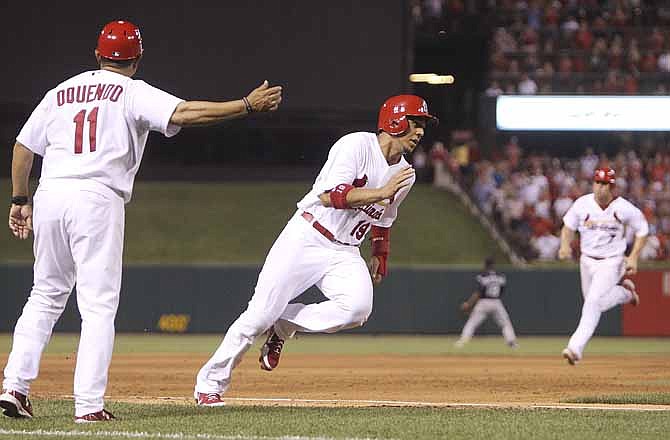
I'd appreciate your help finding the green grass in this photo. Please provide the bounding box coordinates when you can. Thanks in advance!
[0,179,506,265]
[2,334,669,357]
[564,393,670,405]
[0,401,668,440]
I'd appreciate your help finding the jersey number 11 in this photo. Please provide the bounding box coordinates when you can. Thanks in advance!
[73,107,99,154]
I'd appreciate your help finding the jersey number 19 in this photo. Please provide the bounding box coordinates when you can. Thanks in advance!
[73,107,99,154]
[350,220,370,240]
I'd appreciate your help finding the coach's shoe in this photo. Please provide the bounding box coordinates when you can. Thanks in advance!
[74,409,115,423]
[259,329,285,371]
[562,347,579,366]
[0,390,33,418]
[195,392,226,407]
[621,279,640,306]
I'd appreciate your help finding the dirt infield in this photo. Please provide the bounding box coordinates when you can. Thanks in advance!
[11,353,670,408]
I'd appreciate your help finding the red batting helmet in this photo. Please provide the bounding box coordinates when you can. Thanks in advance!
[378,95,438,136]
[97,20,143,60]
[593,167,616,185]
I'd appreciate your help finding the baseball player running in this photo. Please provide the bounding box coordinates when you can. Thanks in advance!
[559,167,648,365]
[1,20,281,422]
[454,257,518,348]
[193,95,437,406]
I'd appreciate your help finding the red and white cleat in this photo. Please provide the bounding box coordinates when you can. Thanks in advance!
[259,329,285,371]
[74,409,115,423]
[0,390,33,418]
[195,392,226,407]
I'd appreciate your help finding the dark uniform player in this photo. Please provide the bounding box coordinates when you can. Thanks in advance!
[455,257,518,348]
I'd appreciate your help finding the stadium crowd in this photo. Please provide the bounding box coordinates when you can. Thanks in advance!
[419,135,670,261]
[484,0,670,94]
[411,0,670,94]
[408,1,670,261]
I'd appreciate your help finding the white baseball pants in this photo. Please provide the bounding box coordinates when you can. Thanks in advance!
[566,255,632,360]
[196,211,373,395]
[3,179,124,417]
[458,299,517,344]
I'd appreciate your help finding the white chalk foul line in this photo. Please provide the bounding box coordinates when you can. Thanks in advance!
[64,394,670,412]
[0,430,389,440]
[183,397,670,412]
[528,404,670,412]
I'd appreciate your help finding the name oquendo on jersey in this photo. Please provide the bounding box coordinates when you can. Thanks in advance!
[563,194,649,258]
[16,70,183,203]
[297,132,415,245]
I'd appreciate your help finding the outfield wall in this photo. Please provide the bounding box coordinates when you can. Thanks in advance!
[10,264,668,336]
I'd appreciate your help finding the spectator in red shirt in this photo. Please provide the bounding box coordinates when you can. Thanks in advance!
[558,54,573,74]
[649,152,666,183]
[575,20,594,50]
[649,28,665,53]
[640,51,658,73]
[608,35,624,70]
[623,73,639,95]
[611,6,629,28]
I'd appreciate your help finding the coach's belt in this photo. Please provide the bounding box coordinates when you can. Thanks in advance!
[583,254,609,260]
[301,211,357,246]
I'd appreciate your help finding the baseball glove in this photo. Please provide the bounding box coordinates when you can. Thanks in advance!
[460,301,472,314]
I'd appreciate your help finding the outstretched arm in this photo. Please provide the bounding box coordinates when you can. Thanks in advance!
[170,80,282,127]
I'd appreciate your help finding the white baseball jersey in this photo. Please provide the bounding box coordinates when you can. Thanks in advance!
[17,69,183,202]
[296,132,415,245]
[563,194,648,258]
[196,131,415,396]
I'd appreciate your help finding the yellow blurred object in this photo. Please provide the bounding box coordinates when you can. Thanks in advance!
[409,73,437,82]
[158,314,191,333]
[427,75,455,84]
[452,143,470,166]
[409,73,454,84]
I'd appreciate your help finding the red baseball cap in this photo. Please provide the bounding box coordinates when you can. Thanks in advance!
[593,167,616,185]
[97,20,143,61]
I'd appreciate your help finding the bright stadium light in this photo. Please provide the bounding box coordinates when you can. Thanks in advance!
[409,73,437,82]
[409,73,454,85]
[496,95,670,131]
[427,75,455,85]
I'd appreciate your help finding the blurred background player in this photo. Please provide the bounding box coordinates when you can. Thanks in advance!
[455,256,518,348]
[194,95,437,406]
[0,20,281,422]
[559,167,648,365]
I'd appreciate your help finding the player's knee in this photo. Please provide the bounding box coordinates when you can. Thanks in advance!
[343,300,373,327]
[595,297,611,313]
[582,297,600,313]
[243,316,275,338]
[233,308,278,339]
[27,290,68,315]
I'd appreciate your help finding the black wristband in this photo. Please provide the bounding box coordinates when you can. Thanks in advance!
[242,97,253,113]
[11,196,29,205]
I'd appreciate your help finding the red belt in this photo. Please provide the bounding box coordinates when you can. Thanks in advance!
[301,211,357,246]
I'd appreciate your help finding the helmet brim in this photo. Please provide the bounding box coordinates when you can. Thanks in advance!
[407,114,439,126]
